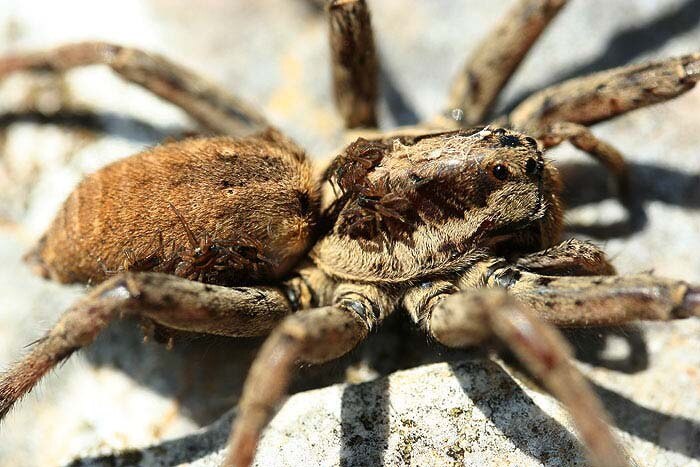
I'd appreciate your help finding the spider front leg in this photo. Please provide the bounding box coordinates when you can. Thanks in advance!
[508,53,700,131]
[227,283,394,467]
[0,272,295,420]
[505,53,700,193]
[538,122,630,197]
[487,266,700,327]
[403,284,630,467]
[0,41,269,136]
[447,0,568,126]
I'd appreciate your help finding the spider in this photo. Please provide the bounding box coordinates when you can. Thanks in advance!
[0,0,699,466]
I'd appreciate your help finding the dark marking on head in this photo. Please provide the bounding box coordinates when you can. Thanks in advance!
[499,134,522,148]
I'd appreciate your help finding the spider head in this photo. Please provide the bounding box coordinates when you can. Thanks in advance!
[328,127,563,255]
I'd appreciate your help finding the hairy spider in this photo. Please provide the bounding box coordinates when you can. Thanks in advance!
[1,1,700,466]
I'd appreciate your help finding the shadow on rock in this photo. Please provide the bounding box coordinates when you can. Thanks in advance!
[65,410,234,467]
[594,382,700,460]
[82,314,462,428]
[340,376,390,467]
[0,110,183,144]
[65,284,689,464]
[559,160,700,239]
[560,161,700,209]
[448,360,588,465]
[563,325,650,374]
[379,62,421,127]
[73,315,463,466]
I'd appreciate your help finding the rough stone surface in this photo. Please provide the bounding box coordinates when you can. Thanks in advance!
[0,1,699,466]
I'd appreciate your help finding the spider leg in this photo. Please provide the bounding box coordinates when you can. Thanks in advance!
[504,53,700,194]
[514,238,616,276]
[0,41,269,136]
[327,0,379,128]
[485,266,700,327]
[539,121,630,197]
[446,0,568,126]
[507,53,700,132]
[0,272,294,420]
[226,283,393,467]
[403,285,630,467]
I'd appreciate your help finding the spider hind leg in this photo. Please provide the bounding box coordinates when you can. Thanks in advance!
[0,272,293,421]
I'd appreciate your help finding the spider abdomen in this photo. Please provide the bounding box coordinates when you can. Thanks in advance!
[27,129,321,286]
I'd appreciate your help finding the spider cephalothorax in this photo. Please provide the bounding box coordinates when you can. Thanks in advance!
[316,127,563,283]
[1,1,700,467]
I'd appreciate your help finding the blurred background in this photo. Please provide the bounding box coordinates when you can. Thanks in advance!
[0,0,699,466]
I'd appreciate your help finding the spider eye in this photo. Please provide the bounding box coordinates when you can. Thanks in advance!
[492,164,509,181]
[525,158,539,175]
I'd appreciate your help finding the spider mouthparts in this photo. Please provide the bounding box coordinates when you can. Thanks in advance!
[677,286,700,318]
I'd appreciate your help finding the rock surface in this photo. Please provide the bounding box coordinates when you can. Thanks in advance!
[1,0,700,466]
[69,333,700,467]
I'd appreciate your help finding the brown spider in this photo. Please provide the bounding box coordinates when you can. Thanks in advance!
[0,1,699,466]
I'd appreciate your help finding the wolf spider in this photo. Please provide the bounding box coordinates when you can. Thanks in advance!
[1,0,699,466]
